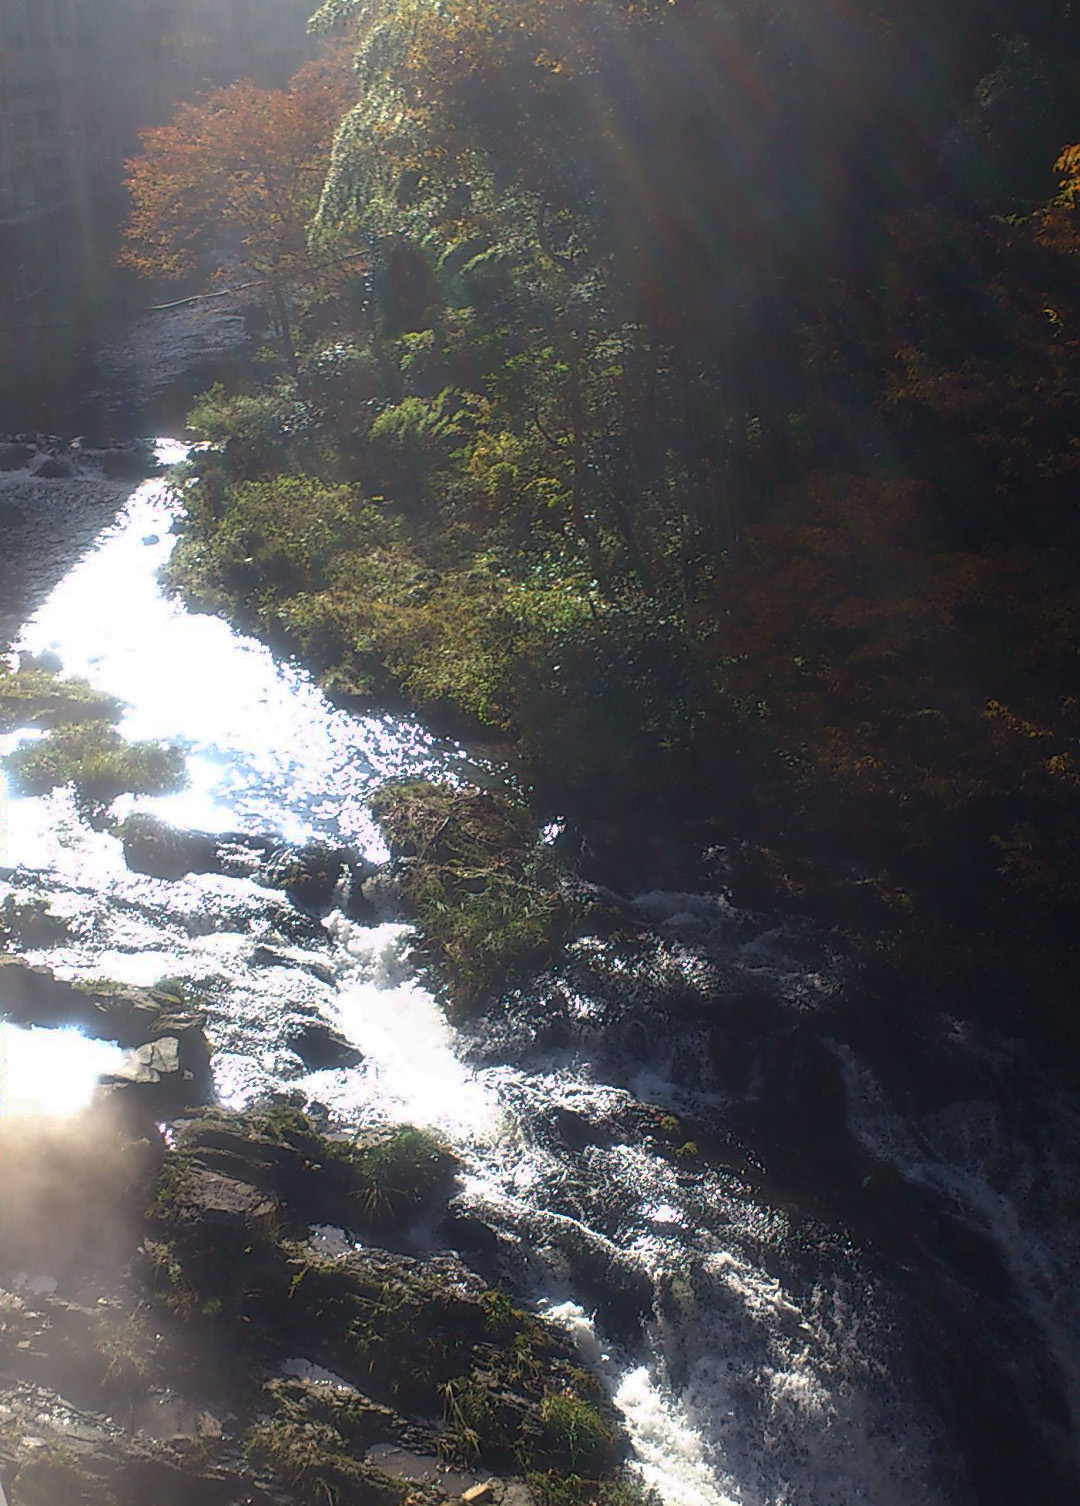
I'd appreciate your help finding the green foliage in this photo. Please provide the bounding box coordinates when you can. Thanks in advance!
[370,779,572,1010]
[245,1413,403,1506]
[349,1124,459,1229]
[537,1391,619,1473]
[158,0,1080,950]
[524,1473,660,1506]
[2,721,186,806]
[440,1372,507,1460]
[0,661,123,734]
[187,384,320,478]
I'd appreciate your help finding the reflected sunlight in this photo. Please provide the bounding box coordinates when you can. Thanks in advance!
[0,1022,124,1118]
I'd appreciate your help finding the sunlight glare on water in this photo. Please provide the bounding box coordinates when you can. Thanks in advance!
[0,1023,124,1117]
[14,443,456,847]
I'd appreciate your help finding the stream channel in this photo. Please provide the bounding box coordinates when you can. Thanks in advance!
[2,442,1080,1506]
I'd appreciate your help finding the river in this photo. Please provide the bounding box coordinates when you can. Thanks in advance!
[2,448,1079,1505]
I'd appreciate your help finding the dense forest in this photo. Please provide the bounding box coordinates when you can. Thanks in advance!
[6,9,1080,1505]
[125,0,1080,962]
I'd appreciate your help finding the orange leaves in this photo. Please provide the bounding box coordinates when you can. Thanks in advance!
[119,49,355,286]
[1035,143,1080,256]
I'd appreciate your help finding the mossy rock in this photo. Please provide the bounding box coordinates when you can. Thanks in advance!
[143,1110,464,1335]
[3,719,186,806]
[246,1412,405,1505]
[369,779,574,1012]
[139,1107,629,1485]
[0,660,123,735]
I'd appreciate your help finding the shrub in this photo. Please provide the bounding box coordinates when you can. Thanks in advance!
[537,1391,620,1474]
[0,661,122,733]
[370,779,572,1011]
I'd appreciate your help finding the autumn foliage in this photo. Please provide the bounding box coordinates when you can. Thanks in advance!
[155,0,1080,944]
[121,49,355,374]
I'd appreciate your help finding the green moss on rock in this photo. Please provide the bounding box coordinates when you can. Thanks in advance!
[3,719,186,805]
[0,661,123,734]
[138,1106,631,1493]
[370,779,574,1011]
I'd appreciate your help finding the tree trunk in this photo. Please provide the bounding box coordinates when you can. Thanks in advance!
[270,281,304,391]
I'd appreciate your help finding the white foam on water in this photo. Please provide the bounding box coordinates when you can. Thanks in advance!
[296,916,504,1142]
[539,1296,742,1506]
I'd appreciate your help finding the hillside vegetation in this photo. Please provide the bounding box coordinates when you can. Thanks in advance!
[132,0,1080,944]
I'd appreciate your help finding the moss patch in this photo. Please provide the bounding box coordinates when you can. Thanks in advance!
[3,719,186,805]
[370,779,573,1012]
[139,1106,630,1490]
[0,660,123,734]
[245,1411,404,1506]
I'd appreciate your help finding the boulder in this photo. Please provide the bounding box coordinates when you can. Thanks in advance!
[261,842,356,913]
[250,942,336,985]
[29,454,72,479]
[120,812,220,880]
[286,1019,363,1071]
[0,957,80,1028]
[0,959,212,1098]
[102,1033,210,1111]
[99,444,159,480]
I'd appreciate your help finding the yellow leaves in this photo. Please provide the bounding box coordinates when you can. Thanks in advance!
[1054,143,1080,200]
[1037,142,1080,255]
[1046,752,1079,784]
[984,699,1052,740]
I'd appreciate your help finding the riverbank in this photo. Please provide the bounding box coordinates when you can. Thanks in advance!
[0,444,160,647]
[3,453,1080,1504]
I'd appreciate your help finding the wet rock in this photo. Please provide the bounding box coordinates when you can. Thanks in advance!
[0,891,70,948]
[543,1103,619,1151]
[0,959,213,1101]
[0,957,75,1025]
[250,942,336,986]
[102,1034,209,1112]
[261,842,377,916]
[286,1019,363,1071]
[120,812,221,880]
[358,868,406,920]
[0,499,27,529]
[98,442,160,480]
[442,1206,501,1260]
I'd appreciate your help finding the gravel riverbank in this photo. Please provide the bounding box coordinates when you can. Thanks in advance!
[0,458,148,649]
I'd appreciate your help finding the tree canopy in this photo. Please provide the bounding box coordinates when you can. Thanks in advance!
[156,0,1080,943]
[121,49,355,377]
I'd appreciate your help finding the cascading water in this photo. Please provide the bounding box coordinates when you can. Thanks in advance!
[3,450,1078,1505]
